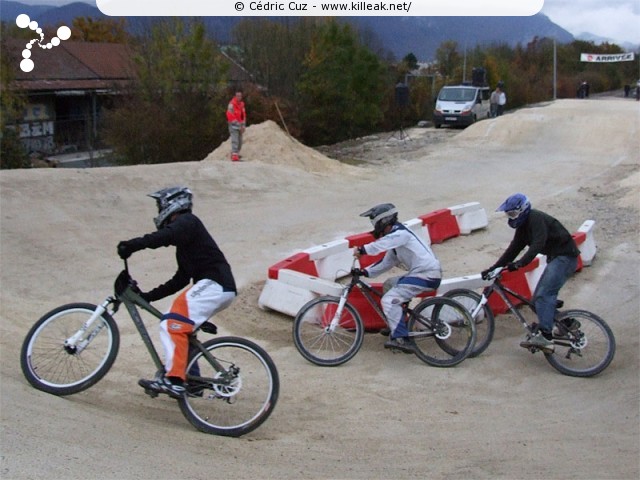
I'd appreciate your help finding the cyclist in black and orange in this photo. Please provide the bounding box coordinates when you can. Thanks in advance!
[117,187,237,398]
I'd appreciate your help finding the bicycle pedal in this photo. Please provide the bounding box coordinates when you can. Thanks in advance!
[143,388,159,398]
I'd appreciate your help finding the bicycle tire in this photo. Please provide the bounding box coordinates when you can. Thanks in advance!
[179,336,279,437]
[292,296,364,366]
[545,309,616,377]
[443,288,495,357]
[20,303,120,396]
[408,297,476,367]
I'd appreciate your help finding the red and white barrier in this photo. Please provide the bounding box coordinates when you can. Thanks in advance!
[258,202,596,326]
[258,202,488,317]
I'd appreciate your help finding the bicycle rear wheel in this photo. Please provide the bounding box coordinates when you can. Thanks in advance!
[180,336,279,437]
[292,296,364,366]
[20,303,120,395]
[408,297,476,367]
[443,289,495,357]
[545,309,616,377]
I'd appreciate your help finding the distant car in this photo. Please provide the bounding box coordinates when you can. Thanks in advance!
[433,85,491,128]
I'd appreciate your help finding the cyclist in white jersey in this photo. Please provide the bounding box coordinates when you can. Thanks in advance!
[354,203,442,353]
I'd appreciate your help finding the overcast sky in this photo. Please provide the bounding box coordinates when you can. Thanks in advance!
[11,0,640,45]
[541,0,640,45]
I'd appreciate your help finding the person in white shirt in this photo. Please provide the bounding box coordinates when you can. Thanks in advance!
[354,203,442,353]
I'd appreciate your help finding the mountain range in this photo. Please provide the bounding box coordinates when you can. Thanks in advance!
[1,0,578,61]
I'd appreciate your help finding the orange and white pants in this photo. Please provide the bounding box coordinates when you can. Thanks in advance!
[159,279,236,380]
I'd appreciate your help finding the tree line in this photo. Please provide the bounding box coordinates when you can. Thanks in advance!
[1,17,637,168]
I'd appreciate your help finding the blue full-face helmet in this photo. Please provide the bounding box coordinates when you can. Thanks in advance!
[496,193,531,228]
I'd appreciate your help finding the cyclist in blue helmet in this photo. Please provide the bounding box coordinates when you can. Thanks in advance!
[482,193,580,352]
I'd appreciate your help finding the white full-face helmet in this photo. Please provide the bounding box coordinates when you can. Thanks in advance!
[360,203,398,238]
[148,186,193,229]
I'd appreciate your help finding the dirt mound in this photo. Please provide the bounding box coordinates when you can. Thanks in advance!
[203,120,350,173]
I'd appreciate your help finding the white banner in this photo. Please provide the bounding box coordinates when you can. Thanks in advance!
[580,52,635,63]
[96,0,543,17]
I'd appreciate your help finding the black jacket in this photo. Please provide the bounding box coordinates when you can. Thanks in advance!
[493,209,580,268]
[127,212,236,301]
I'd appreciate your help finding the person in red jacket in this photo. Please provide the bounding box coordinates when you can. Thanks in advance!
[226,90,246,162]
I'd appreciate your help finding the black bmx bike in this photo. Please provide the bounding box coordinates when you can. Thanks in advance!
[292,264,476,367]
[20,261,279,437]
[444,267,616,377]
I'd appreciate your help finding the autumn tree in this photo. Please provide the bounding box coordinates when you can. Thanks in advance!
[296,21,387,145]
[103,19,230,165]
[71,17,130,43]
[0,22,30,168]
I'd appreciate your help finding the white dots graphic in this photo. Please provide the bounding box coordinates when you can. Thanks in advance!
[15,14,71,72]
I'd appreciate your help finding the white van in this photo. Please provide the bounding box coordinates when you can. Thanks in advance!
[433,85,491,128]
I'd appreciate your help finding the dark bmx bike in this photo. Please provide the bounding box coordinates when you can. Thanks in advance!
[20,261,279,437]
[444,267,616,377]
[292,264,476,367]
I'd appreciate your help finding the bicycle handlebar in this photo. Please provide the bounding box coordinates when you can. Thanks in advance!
[483,266,505,281]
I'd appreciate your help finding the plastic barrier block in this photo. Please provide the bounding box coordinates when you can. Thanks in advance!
[437,274,489,294]
[522,256,545,293]
[346,232,376,247]
[571,231,586,271]
[404,217,432,245]
[419,209,460,244]
[267,252,318,279]
[305,239,349,261]
[346,283,387,331]
[575,220,596,266]
[277,269,343,296]
[487,265,534,315]
[315,248,355,281]
[449,202,488,235]
[258,279,317,317]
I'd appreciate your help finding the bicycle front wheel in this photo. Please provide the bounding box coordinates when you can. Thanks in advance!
[545,310,616,377]
[180,336,279,437]
[292,296,364,366]
[20,303,120,395]
[408,297,476,367]
[443,289,495,357]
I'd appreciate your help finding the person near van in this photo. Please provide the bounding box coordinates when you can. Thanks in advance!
[353,203,443,353]
[490,87,501,118]
[481,193,580,353]
[226,90,246,162]
[497,88,507,116]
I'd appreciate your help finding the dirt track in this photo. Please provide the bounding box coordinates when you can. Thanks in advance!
[1,98,639,479]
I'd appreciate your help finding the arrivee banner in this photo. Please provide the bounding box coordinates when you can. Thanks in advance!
[580,53,635,63]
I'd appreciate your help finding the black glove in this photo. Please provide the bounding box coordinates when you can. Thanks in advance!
[351,268,368,277]
[117,240,135,259]
[507,261,521,272]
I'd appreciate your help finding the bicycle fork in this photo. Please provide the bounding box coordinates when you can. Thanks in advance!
[64,298,113,355]
[327,288,351,333]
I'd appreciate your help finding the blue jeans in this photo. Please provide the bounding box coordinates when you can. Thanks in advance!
[533,255,578,333]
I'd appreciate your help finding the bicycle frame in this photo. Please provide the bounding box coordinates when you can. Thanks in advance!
[473,269,537,333]
[63,275,228,383]
[328,274,386,332]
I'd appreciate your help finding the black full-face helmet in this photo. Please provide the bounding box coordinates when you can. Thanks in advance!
[148,186,193,229]
[360,203,398,238]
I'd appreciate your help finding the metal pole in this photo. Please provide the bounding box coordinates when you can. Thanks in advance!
[553,39,557,100]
